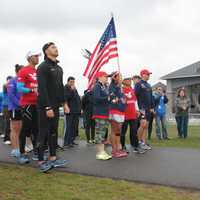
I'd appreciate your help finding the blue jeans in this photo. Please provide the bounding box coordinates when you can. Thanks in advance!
[155,115,168,139]
[175,115,188,138]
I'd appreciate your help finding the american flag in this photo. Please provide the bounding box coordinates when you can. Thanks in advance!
[83,17,119,88]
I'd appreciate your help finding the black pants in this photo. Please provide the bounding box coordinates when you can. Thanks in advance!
[84,114,95,142]
[38,108,59,161]
[64,113,79,146]
[121,119,138,148]
[148,113,154,140]
[3,106,10,141]
[0,114,4,135]
[19,105,38,154]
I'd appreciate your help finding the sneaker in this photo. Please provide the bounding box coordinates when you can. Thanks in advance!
[96,152,112,160]
[92,140,96,144]
[32,154,39,161]
[50,159,69,168]
[4,140,11,145]
[39,162,53,173]
[72,142,78,146]
[112,151,127,158]
[141,143,152,150]
[133,147,146,154]
[118,150,128,157]
[0,134,5,138]
[10,149,20,158]
[18,155,30,164]
[25,145,33,153]
[121,146,129,154]
[102,151,112,159]
[56,145,64,151]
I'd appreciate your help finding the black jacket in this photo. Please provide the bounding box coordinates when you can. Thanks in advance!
[64,84,81,114]
[82,89,93,117]
[37,58,64,109]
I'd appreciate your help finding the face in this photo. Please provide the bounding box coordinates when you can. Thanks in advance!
[99,75,108,84]
[29,55,40,65]
[123,79,132,87]
[68,79,75,87]
[157,87,163,94]
[133,77,141,85]
[142,73,150,81]
[179,90,185,97]
[45,44,59,58]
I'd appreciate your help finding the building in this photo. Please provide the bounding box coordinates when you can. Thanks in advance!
[152,82,167,92]
[161,61,200,119]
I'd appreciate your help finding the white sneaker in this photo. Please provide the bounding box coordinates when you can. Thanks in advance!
[0,134,5,138]
[141,143,152,150]
[4,140,11,145]
[25,145,33,153]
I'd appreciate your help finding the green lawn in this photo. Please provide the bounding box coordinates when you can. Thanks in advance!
[0,164,200,200]
[59,119,200,149]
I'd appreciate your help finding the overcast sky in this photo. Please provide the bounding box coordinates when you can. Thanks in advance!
[1,0,200,94]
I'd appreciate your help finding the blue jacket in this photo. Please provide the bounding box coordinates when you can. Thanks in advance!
[92,81,109,118]
[109,82,126,112]
[2,84,9,107]
[7,77,21,111]
[134,80,154,111]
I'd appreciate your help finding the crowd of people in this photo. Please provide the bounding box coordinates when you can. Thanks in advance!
[0,42,191,173]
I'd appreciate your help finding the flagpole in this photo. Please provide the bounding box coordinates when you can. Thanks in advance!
[111,13,121,72]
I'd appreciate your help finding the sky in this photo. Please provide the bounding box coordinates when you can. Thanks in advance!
[1,0,200,94]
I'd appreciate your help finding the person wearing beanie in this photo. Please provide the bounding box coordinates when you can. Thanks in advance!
[17,50,41,164]
[92,71,112,160]
[7,64,23,158]
[108,72,127,158]
[37,42,68,172]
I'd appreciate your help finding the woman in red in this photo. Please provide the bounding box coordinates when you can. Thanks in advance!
[121,78,144,153]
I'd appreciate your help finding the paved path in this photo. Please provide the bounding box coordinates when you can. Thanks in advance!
[1,139,200,190]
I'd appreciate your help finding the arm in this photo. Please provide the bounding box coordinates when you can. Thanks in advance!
[163,95,168,104]
[17,82,31,94]
[37,65,51,108]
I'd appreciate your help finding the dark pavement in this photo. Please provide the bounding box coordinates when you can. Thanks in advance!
[1,139,200,190]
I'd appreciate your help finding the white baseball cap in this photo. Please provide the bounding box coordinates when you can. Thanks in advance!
[26,50,41,60]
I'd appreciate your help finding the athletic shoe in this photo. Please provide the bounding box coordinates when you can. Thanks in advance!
[10,149,20,158]
[96,152,112,160]
[112,151,127,158]
[118,150,128,157]
[18,155,30,164]
[133,147,146,154]
[39,162,53,173]
[50,159,69,168]
[92,140,96,144]
[32,154,48,161]
[4,140,11,145]
[0,134,5,138]
[122,146,129,154]
[56,145,64,151]
[25,145,33,153]
[141,143,152,150]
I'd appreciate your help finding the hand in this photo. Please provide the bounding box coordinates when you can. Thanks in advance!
[31,87,38,94]
[136,111,141,117]
[46,109,54,118]
[150,109,154,113]
[64,104,70,114]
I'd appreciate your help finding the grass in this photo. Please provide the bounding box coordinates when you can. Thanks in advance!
[1,164,200,200]
[59,119,200,149]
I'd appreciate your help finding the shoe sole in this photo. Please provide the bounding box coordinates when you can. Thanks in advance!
[40,166,53,173]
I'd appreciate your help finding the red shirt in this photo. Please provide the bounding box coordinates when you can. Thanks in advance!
[17,65,38,106]
[122,87,138,120]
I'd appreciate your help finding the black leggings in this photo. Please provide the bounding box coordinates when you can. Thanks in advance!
[121,119,138,148]
[38,108,59,161]
[19,105,38,154]
[84,115,95,141]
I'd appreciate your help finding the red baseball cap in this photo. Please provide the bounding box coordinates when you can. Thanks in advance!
[140,69,152,76]
[96,71,108,78]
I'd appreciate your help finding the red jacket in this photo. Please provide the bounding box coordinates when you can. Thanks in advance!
[122,87,138,120]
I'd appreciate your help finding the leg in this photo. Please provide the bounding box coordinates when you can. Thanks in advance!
[91,119,95,141]
[183,115,189,138]
[130,119,138,148]
[148,113,154,140]
[84,114,91,142]
[121,120,128,148]
[64,114,73,146]
[161,115,168,139]
[175,116,181,137]
[155,115,162,139]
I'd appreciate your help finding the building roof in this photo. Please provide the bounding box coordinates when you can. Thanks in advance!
[152,82,166,90]
[161,61,200,80]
